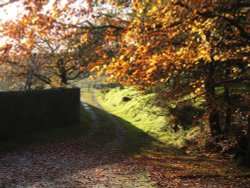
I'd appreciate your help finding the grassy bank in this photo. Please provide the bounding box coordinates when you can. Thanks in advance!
[96,86,201,148]
[93,84,250,180]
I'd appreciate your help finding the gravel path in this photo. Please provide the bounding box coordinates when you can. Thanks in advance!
[0,93,157,188]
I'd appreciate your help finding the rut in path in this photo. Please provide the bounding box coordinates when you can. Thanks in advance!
[89,91,125,141]
[0,92,157,188]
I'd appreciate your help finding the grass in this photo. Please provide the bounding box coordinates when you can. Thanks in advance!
[81,87,157,154]
[91,84,250,178]
[95,85,201,148]
[0,106,91,152]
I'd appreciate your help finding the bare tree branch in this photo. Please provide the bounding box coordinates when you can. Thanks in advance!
[0,0,19,8]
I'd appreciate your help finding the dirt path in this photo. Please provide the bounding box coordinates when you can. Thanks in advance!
[89,91,125,140]
[0,92,157,188]
[1,89,249,187]
[80,91,157,187]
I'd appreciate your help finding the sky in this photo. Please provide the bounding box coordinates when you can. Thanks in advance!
[0,0,25,46]
[0,0,24,23]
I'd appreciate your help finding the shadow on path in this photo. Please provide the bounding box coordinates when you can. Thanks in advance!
[0,102,160,187]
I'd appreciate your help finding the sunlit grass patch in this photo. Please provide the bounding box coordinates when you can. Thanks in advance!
[96,86,200,148]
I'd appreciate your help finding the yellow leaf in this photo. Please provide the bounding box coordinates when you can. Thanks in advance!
[31,17,39,24]
[213,55,219,61]
[151,6,158,12]
[139,8,144,14]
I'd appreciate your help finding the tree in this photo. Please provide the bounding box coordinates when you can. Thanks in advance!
[0,0,127,88]
[100,0,249,138]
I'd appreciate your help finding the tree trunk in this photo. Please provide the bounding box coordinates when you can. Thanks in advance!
[60,70,67,85]
[25,70,33,90]
[204,63,222,137]
[224,68,231,133]
[208,109,221,136]
[247,115,250,165]
[58,59,68,85]
[173,75,180,89]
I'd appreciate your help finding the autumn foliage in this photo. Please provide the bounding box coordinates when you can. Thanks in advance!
[0,0,249,161]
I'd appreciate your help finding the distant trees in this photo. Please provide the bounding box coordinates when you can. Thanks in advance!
[0,35,88,89]
[0,0,126,89]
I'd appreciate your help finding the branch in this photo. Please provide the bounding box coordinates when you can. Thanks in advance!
[225,76,250,84]
[65,65,79,72]
[174,1,250,41]
[215,76,250,86]
[33,73,52,85]
[0,0,19,8]
[220,15,250,40]
[92,13,130,23]
[68,70,83,80]
[57,20,124,31]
